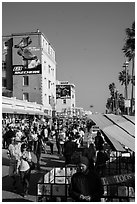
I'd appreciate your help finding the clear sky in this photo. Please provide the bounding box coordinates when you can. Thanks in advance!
[2,1,135,113]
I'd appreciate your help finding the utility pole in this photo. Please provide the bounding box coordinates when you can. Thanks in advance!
[123,61,129,115]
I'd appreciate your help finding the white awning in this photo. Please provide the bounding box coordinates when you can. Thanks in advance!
[88,114,135,152]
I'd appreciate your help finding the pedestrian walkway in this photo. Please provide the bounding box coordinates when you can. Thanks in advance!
[2,148,65,202]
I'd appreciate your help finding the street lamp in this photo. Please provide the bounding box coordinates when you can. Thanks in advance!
[123,60,129,115]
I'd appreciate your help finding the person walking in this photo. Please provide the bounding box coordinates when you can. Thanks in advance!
[82,143,96,170]
[58,128,66,155]
[95,131,104,151]
[64,136,77,165]
[5,125,15,148]
[69,156,104,202]
[95,147,109,177]
[19,143,32,197]
[79,127,85,146]
[7,136,21,191]
[55,129,61,155]
[35,135,43,170]
[41,125,48,153]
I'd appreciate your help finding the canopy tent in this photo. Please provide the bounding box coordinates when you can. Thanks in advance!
[88,113,113,129]
[102,132,125,152]
[104,114,135,137]
[123,115,135,125]
[103,125,135,152]
[88,114,135,152]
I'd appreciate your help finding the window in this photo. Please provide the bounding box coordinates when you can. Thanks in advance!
[23,76,29,86]
[52,68,54,77]
[63,99,66,104]
[2,78,6,87]
[72,95,74,98]
[49,96,51,104]
[23,93,29,101]
[48,65,51,74]
[48,80,51,89]
[2,61,6,70]
[48,44,50,54]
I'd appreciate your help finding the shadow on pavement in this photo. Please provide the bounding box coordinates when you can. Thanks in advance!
[2,171,47,198]
[2,198,32,202]
[41,157,65,168]
[2,150,66,201]
[2,157,10,166]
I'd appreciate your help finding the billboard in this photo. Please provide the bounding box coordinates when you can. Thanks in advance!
[13,35,41,75]
[56,85,71,99]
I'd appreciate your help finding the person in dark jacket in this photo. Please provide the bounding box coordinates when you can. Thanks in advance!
[4,126,15,147]
[95,131,104,151]
[69,156,104,202]
[95,148,109,177]
[35,135,43,170]
[82,143,96,170]
[63,136,77,165]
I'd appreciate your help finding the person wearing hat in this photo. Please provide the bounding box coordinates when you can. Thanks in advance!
[69,156,104,202]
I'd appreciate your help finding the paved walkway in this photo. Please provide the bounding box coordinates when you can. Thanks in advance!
[2,133,89,202]
[2,148,65,202]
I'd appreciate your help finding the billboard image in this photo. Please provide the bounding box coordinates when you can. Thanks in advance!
[13,35,41,75]
[56,85,71,99]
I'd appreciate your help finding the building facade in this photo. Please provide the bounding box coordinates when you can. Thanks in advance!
[2,30,56,116]
[56,81,76,117]
[2,36,13,97]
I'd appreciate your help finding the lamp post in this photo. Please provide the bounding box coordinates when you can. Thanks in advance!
[115,89,119,115]
[123,61,129,115]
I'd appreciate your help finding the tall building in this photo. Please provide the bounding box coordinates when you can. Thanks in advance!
[2,36,13,97]
[56,81,76,116]
[2,30,56,116]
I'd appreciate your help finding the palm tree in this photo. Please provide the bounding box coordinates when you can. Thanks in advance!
[122,21,135,115]
[109,82,116,97]
[118,69,131,99]
[108,83,116,113]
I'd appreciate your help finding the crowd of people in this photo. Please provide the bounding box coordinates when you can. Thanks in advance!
[2,116,110,200]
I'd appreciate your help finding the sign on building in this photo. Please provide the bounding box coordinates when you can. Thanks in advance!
[13,35,42,75]
[56,85,71,99]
